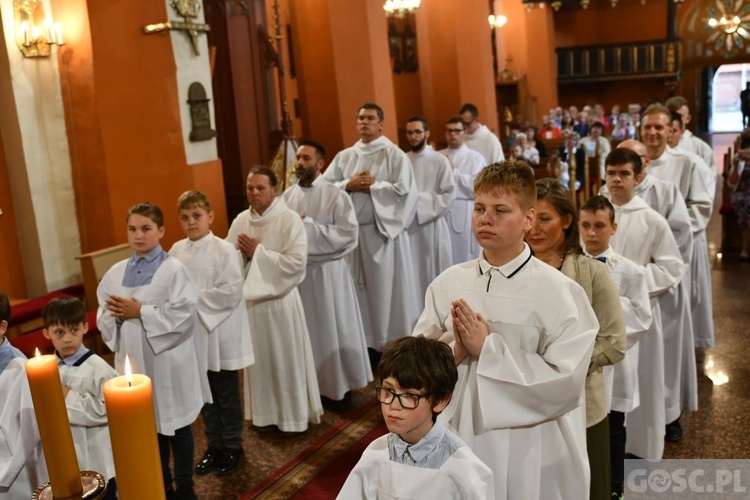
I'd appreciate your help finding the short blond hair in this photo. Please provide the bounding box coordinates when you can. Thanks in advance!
[474,160,536,211]
[177,190,212,212]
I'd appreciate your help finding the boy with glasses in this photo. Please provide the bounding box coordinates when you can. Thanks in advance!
[338,335,493,499]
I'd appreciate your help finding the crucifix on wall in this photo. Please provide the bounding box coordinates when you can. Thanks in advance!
[143,0,210,56]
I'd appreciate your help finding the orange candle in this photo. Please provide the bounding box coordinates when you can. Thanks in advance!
[103,357,165,500]
[24,349,83,497]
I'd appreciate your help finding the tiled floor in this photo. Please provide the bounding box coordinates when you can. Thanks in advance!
[193,132,750,498]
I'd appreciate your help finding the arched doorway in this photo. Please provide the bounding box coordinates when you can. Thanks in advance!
[711,63,749,133]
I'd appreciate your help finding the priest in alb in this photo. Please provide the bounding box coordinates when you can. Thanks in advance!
[227,167,323,433]
[459,103,504,165]
[283,141,372,406]
[640,106,715,357]
[322,103,419,352]
[404,116,455,309]
[440,116,486,265]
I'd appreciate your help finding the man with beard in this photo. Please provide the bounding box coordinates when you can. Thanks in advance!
[404,116,455,309]
[283,141,372,410]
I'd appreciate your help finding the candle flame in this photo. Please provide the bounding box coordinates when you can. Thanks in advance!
[124,355,133,385]
[34,348,42,361]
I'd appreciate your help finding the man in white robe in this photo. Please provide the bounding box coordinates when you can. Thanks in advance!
[610,140,699,440]
[666,96,718,185]
[640,106,715,353]
[459,103,504,165]
[440,116,486,265]
[415,162,599,499]
[602,148,685,460]
[227,167,323,432]
[283,141,372,406]
[668,113,716,205]
[405,116,455,309]
[322,103,420,352]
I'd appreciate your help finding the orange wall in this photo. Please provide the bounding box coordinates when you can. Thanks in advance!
[59,0,226,253]
[393,71,423,149]
[291,0,344,155]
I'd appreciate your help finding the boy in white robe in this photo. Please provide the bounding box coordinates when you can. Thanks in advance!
[98,203,207,499]
[170,190,255,476]
[404,116,455,308]
[41,298,118,498]
[440,116,486,265]
[322,103,420,354]
[227,167,323,433]
[579,197,653,497]
[612,139,699,440]
[601,149,685,460]
[414,161,599,499]
[283,141,372,408]
[0,292,47,500]
[338,336,494,499]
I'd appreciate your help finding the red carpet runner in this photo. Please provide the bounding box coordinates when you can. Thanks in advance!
[243,399,387,499]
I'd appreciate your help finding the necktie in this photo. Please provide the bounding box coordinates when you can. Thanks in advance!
[595,256,607,263]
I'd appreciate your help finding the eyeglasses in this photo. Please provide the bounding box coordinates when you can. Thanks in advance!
[375,385,430,410]
[446,128,464,134]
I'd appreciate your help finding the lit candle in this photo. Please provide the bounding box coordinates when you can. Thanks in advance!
[44,18,53,43]
[20,20,29,47]
[54,21,63,45]
[103,356,166,500]
[24,349,83,497]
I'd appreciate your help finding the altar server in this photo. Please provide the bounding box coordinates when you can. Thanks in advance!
[170,190,255,476]
[414,161,599,499]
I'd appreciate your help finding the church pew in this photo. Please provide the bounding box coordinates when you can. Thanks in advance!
[76,243,133,309]
[8,291,78,340]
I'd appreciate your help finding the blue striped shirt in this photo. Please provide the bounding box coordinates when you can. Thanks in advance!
[387,419,466,469]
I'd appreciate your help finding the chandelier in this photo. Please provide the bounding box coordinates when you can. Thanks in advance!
[488,14,507,29]
[704,0,750,54]
[383,0,421,18]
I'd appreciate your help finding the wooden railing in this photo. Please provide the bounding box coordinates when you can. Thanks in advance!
[557,39,681,84]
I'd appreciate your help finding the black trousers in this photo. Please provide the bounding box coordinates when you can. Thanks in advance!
[202,369,244,451]
[609,410,626,494]
[158,425,195,492]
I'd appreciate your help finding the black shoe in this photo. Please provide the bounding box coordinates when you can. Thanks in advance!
[322,392,353,411]
[216,448,245,476]
[195,448,222,474]
[665,419,683,442]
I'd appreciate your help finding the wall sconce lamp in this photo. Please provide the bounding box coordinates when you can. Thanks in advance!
[489,14,508,29]
[14,0,64,58]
